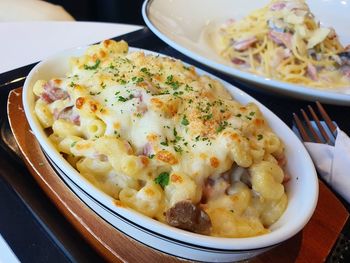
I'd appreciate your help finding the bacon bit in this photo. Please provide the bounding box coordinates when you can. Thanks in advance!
[239,107,247,111]
[140,155,149,166]
[171,174,183,183]
[270,2,286,11]
[282,172,291,184]
[142,143,154,156]
[53,106,80,125]
[133,91,143,102]
[53,106,73,120]
[210,157,220,168]
[113,200,126,207]
[277,155,287,167]
[233,36,257,51]
[156,150,178,165]
[89,101,98,112]
[41,81,69,103]
[231,58,246,65]
[75,97,85,109]
[268,30,292,49]
[71,115,80,126]
[307,63,318,81]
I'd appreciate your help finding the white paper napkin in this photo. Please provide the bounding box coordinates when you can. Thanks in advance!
[0,234,20,263]
[304,127,350,203]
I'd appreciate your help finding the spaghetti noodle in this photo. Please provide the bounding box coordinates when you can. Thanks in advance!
[216,0,350,88]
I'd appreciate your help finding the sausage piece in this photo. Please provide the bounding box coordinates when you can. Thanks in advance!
[165,200,211,235]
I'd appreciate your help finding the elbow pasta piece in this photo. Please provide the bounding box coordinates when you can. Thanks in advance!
[165,173,201,207]
[57,135,83,154]
[52,119,81,137]
[35,99,54,128]
[82,118,106,139]
[33,80,47,96]
[230,139,253,167]
[207,208,268,238]
[264,132,281,154]
[119,182,163,217]
[260,193,288,226]
[227,181,252,215]
[249,161,285,200]
[76,157,112,178]
[120,155,146,179]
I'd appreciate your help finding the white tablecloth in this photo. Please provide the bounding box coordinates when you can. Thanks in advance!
[0,21,142,74]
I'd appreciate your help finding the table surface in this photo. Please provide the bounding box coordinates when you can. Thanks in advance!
[1,21,350,263]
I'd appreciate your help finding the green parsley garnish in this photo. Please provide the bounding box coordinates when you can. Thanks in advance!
[84,59,100,70]
[160,139,169,146]
[165,75,180,90]
[174,145,183,153]
[257,134,263,140]
[216,121,228,133]
[181,115,189,126]
[70,141,77,147]
[154,172,170,188]
[118,96,128,102]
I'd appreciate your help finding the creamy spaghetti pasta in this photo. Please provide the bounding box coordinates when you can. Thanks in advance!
[33,40,289,237]
[215,0,350,88]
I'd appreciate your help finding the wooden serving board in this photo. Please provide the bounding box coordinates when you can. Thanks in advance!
[8,88,349,262]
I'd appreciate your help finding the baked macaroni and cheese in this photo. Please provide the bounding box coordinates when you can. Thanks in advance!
[214,0,350,88]
[33,40,289,237]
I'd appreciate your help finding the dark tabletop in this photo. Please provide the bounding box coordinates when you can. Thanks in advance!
[0,28,349,263]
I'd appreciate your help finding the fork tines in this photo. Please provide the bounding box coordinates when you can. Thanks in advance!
[293,101,338,145]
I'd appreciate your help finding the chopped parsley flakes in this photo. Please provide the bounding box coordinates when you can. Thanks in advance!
[84,59,100,70]
[154,172,170,188]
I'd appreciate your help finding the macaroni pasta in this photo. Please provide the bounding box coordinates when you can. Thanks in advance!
[33,40,289,237]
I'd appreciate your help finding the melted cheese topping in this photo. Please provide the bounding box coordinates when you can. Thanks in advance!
[33,40,288,237]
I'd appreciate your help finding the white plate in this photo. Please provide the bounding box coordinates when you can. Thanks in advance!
[142,0,350,105]
[22,45,318,262]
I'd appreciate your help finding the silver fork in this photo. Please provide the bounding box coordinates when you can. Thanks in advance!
[293,101,338,145]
